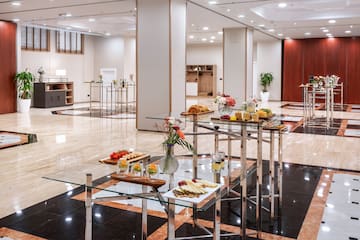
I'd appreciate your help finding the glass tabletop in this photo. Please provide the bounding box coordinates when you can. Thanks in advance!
[42,154,233,212]
[147,111,288,133]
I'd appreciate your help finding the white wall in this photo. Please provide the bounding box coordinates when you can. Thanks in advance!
[255,40,282,100]
[21,31,95,103]
[93,36,125,79]
[186,44,223,94]
[124,37,136,82]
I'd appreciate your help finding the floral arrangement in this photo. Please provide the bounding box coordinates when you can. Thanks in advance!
[214,94,236,107]
[162,117,193,152]
[310,75,340,87]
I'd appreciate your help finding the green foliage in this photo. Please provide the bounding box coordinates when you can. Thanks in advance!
[14,70,34,99]
[260,72,274,92]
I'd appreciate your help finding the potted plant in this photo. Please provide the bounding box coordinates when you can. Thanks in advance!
[260,72,273,102]
[14,69,34,113]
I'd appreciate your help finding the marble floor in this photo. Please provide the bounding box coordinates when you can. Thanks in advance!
[0,98,360,239]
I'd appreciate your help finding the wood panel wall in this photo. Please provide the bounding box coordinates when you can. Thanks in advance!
[282,37,360,104]
[0,21,17,113]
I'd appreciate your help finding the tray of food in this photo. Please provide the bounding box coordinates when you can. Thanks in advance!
[163,179,221,204]
[111,173,166,188]
[99,150,148,165]
[181,104,214,116]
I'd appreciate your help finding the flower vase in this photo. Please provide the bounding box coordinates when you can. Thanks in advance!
[159,144,179,174]
[218,105,232,116]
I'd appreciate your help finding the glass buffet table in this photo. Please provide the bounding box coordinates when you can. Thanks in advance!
[147,111,288,239]
[43,111,287,240]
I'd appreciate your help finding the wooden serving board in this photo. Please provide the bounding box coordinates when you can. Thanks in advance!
[99,154,150,165]
[210,117,261,123]
[181,110,214,116]
[111,173,166,188]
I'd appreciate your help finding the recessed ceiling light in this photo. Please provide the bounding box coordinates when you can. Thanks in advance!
[202,26,209,31]
[345,30,351,34]
[285,37,291,40]
[189,35,194,39]
[320,27,326,30]
[250,20,254,23]
[258,24,265,27]
[278,33,283,36]
[66,27,72,30]
[237,14,245,18]
[278,2,287,8]
[88,18,96,22]
[350,25,353,28]
[88,29,92,33]
[210,36,216,39]
[201,38,207,42]
[11,2,21,6]
[217,31,223,35]
[12,18,20,22]
[322,29,329,33]
[210,40,214,43]
[268,29,275,32]
[293,22,297,25]
[326,33,332,37]
[191,23,195,27]
[208,1,217,4]
[304,32,311,36]
[226,8,231,12]
[328,19,336,24]
[65,13,72,17]
[105,32,111,36]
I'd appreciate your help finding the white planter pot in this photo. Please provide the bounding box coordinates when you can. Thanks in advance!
[18,99,31,113]
[260,91,270,103]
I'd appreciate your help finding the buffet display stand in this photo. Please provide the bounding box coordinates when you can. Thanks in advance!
[301,83,338,128]
[43,110,285,240]
[89,82,136,115]
[148,111,286,239]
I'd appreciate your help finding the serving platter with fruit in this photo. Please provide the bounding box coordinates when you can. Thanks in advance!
[163,179,220,203]
[99,150,148,165]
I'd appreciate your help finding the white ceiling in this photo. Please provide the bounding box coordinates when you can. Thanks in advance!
[0,0,359,42]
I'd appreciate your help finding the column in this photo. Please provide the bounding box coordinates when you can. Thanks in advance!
[136,0,186,130]
[223,28,253,104]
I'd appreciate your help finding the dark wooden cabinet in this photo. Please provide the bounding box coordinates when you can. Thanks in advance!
[33,82,73,108]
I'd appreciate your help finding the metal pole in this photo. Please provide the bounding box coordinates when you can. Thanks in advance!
[142,184,148,240]
[277,131,283,215]
[227,124,232,195]
[256,124,263,239]
[167,173,175,240]
[269,131,275,219]
[85,173,93,240]
[240,123,247,239]
[193,115,198,180]
[213,170,221,240]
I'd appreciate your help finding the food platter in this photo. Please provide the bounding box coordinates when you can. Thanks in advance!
[99,153,149,165]
[163,179,221,204]
[180,110,214,116]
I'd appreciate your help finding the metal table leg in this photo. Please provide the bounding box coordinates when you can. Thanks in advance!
[256,125,263,238]
[142,184,148,240]
[192,115,198,180]
[240,123,247,239]
[213,170,221,240]
[277,131,283,214]
[85,173,93,240]
[269,131,275,219]
[167,173,175,239]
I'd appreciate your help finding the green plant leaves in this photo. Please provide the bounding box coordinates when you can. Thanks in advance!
[14,70,34,99]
